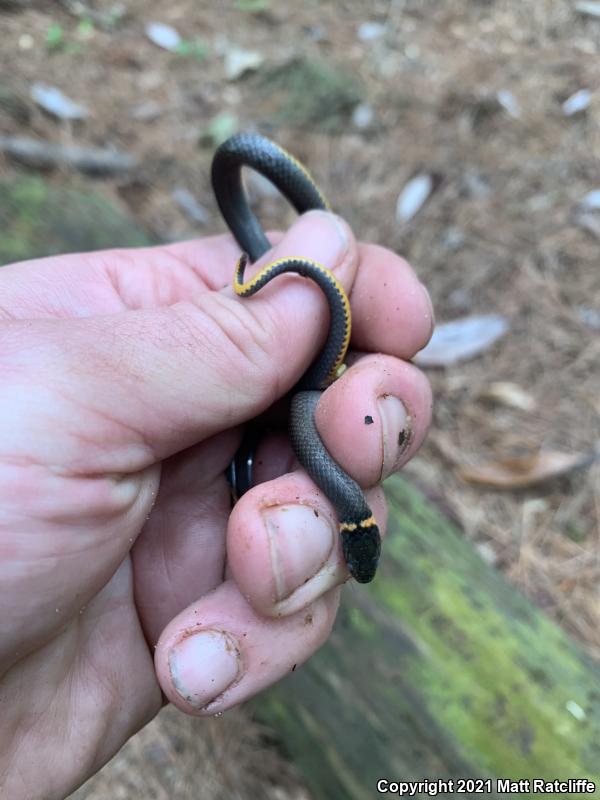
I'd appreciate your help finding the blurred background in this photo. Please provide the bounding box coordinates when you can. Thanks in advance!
[1,1,599,797]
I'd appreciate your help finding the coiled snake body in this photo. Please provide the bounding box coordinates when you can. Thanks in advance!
[211,132,381,583]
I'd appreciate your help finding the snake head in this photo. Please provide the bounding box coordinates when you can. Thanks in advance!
[341,520,381,583]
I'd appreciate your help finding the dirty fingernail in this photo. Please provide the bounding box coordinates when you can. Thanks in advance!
[168,630,242,710]
[263,504,335,601]
[377,395,412,477]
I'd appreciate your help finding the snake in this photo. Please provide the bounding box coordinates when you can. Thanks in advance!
[211,132,381,583]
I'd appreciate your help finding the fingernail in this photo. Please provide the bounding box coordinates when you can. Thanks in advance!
[168,630,242,710]
[377,395,412,477]
[419,281,435,339]
[262,504,335,601]
[285,210,349,269]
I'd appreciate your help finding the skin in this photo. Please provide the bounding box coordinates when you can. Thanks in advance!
[0,210,433,799]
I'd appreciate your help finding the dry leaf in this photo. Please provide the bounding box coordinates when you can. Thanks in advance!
[357,21,386,41]
[30,83,88,120]
[497,89,521,118]
[579,189,600,210]
[396,174,434,223]
[458,449,599,489]
[414,314,509,367]
[224,47,264,81]
[481,381,536,411]
[562,88,591,116]
[145,22,181,51]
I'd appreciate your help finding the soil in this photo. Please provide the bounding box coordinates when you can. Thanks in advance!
[1,1,599,798]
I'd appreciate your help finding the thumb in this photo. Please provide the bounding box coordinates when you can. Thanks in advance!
[3,211,355,472]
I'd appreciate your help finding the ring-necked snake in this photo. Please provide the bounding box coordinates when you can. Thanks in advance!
[211,132,381,583]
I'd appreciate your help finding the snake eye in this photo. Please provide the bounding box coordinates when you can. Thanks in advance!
[341,522,381,584]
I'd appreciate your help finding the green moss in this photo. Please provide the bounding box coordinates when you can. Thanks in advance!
[347,607,377,639]
[0,177,153,265]
[376,478,600,779]
[255,57,362,132]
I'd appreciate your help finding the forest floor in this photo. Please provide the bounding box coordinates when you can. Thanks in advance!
[1,1,599,798]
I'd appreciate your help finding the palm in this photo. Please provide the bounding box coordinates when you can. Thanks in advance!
[0,241,239,792]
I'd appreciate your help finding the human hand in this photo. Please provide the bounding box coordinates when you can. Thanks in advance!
[0,210,433,799]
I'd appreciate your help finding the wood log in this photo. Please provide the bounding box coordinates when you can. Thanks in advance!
[255,476,600,798]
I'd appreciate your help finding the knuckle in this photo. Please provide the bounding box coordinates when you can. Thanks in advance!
[181,294,285,406]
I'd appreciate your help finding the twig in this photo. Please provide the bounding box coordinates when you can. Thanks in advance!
[0,136,138,175]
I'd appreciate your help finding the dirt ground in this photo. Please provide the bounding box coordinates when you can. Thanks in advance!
[1,0,599,797]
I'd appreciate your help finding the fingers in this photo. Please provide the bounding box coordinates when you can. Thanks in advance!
[227,471,386,616]
[154,579,340,715]
[132,431,236,646]
[351,242,435,359]
[0,234,243,318]
[0,213,354,474]
[152,350,429,714]
[226,352,429,614]
[317,353,433,485]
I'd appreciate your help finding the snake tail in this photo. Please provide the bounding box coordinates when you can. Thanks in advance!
[233,254,351,389]
[290,391,381,583]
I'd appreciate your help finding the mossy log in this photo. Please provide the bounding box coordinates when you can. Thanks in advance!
[255,476,600,799]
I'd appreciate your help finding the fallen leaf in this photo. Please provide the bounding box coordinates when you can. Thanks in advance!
[414,314,509,367]
[562,88,592,115]
[357,21,386,41]
[145,22,181,51]
[224,47,264,80]
[497,89,520,118]
[579,189,600,210]
[481,381,536,411]
[457,449,599,489]
[395,173,434,223]
[30,83,88,120]
[352,103,374,130]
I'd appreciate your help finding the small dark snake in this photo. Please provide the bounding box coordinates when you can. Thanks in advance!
[211,132,381,583]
